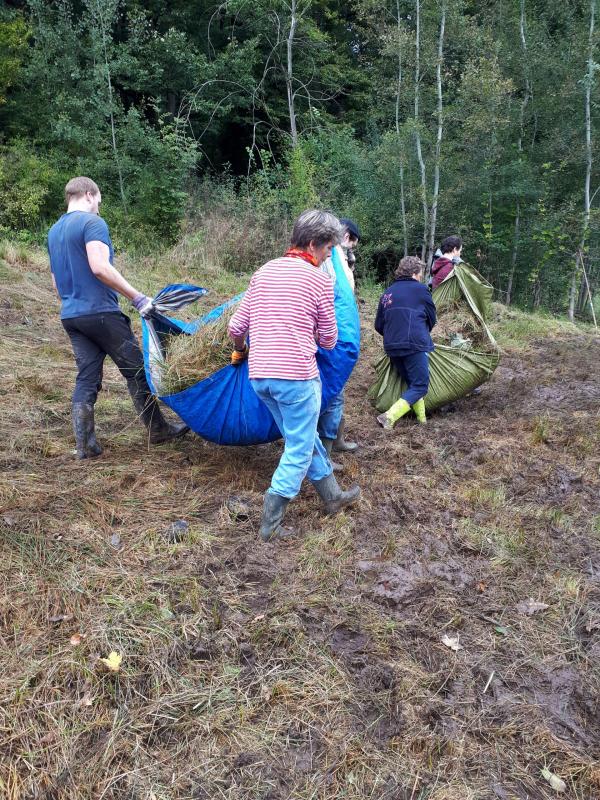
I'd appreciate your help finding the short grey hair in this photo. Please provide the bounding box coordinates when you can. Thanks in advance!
[291,210,343,249]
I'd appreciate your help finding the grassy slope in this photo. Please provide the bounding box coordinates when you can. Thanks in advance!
[0,242,599,800]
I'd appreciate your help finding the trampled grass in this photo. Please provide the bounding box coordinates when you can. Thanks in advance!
[1,242,599,799]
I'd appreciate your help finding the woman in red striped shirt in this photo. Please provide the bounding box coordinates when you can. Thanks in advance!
[229,210,360,542]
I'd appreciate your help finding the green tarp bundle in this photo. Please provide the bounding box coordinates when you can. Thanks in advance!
[368,263,501,413]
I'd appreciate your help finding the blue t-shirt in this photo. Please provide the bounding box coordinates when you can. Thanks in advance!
[47,211,119,319]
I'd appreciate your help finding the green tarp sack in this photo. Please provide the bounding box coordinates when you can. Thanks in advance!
[368,263,500,413]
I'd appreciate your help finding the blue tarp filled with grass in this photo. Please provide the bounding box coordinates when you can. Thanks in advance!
[142,249,360,445]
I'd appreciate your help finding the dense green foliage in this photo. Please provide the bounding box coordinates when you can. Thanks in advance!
[1,0,599,317]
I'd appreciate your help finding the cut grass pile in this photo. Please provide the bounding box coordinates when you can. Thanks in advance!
[432,302,497,353]
[160,307,237,394]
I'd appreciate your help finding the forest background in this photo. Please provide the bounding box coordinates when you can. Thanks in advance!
[1,0,599,320]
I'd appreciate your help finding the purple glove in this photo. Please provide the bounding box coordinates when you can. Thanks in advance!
[131,293,154,318]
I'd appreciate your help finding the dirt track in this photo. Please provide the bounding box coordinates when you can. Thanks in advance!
[1,258,599,799]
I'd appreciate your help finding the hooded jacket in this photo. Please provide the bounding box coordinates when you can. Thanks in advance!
[431,248,463,289]
[374,277,437,357]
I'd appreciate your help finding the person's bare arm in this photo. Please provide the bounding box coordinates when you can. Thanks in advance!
[86,240,140,301]
[51,273,59,298]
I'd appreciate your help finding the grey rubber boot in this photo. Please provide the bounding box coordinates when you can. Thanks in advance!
[312,473,361,516]
[72,402,103,459]
[259,492,294,542]
[332,417,358,453]
[322,437,344,472]
[131,394,189,444]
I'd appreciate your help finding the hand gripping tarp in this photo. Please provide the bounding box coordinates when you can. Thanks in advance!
[142,249,360,445]
[368,263,500,413]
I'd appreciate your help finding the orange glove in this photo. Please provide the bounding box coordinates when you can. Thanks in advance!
[231,345,249,366]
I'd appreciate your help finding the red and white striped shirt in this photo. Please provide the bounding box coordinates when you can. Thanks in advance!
[228,255,338,380]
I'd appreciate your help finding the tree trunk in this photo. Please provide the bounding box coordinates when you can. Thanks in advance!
[426,1,446,273]
[507,0,532,305]
[286,0,298,148]
[395,0,408,256]
[92,0,127,212]
[506,204,519,305]
[414,0,428,261]
[571,0,596,321]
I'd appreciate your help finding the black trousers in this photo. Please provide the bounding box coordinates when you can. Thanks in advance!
[62,311,154,413]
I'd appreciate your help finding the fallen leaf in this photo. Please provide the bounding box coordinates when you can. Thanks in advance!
[70,633,84,646]
[80,693,93,707]
[49,614,74,624]
[476,581,487,593]
[516,598,549,615]
[441,634,463,652]
[494,625,509,636]
[99,651,122,672]
[541,767,566,793]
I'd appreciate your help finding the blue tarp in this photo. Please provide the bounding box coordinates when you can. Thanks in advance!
[141,249,360,446]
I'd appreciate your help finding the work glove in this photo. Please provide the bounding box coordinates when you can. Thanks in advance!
[231,345,249,366]
[131,293,154,318]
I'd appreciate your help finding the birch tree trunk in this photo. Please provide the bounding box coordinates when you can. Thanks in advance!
[414,0,428,261]
[570,0,596,321]
[507,0,532,305]
[286,0,299,148]
[92,0,127,212]
[395,0,408,256]
[426,1,446,273]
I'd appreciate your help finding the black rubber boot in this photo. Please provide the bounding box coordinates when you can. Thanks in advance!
[259,492,294,542]
[322,437,344,472]
[72,402,103,459]
[131,394,189,444]
[312,473,360,516]
[332,417,358,453]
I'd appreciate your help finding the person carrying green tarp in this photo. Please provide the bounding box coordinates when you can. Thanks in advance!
[369,259,500,417]
[374,255,436,429]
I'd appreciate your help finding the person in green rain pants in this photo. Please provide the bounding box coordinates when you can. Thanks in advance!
[374,255,436,428]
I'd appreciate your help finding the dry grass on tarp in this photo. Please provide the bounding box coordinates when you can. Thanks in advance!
[432,302,496,352]
[161,307,236,394]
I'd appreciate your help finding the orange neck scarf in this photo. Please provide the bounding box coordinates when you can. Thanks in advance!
[284,248,318,267]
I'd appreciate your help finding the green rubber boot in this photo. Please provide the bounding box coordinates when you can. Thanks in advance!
[412,398,427,424]
[311,474,361,516]
[376,398,411,430]
[323,437,344,472]
[259,492,294,542]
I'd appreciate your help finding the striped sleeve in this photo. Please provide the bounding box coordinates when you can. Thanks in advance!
[316,278,337,350]
[228,281,252,339]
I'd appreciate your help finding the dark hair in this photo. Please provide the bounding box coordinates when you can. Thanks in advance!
[394,255,425,279]
[441,235,462,254]
[339,218,361,242]
[291,210,343,249]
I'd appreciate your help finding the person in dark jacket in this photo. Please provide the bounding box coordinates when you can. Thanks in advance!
[431,235,463,290]
[374,255,436,428]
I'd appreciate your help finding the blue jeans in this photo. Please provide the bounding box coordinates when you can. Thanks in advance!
[251,377,332,499]
[389,352,430,406]
[318,391,344,440]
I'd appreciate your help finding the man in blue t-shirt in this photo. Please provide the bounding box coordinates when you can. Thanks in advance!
[48,176,188,459]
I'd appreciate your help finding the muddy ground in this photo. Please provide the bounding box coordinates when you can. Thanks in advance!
[0,253,599,799]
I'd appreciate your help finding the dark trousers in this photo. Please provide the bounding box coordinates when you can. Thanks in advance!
[389,351,430,406]
[62,312,158,422]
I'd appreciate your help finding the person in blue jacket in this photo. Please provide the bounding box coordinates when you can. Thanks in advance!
[374,255,436,428]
